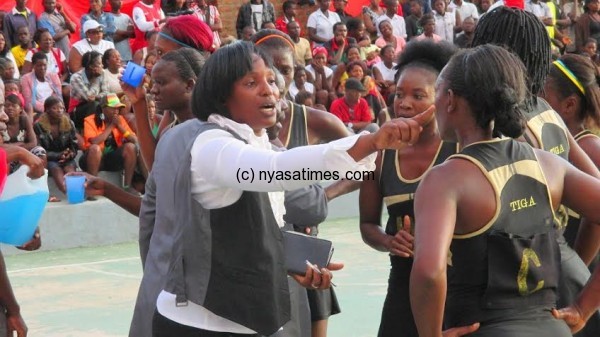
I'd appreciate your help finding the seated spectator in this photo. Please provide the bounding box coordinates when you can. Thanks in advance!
[38,0,77,59]
[0,31,20,79]
[305,47,335,107]
[330,78,380,133]
[581,38,600,67]
[235,0,275,39]
[0,94,39,173]
[372,45,398,100]
[69,20,115,73]
[190,0,223,49]
[109,0,135,64]
[288,21,311,66]
[3,79,33,117]
[0,58,18,83]
[81,93,140,192]
[347,18,375,49]
[142,51,157,89]
[22,28,68,81]
[34,96,78,198]
[414,13,443,41]
[132,30,158,65]
[102,48,123,94]
[80,0,116,41]
[70,51,108,130]
[20,52,62,118]
[375,19,407,57]
[146,94,162,138]
[275,0,297,34]
[10,26,34,72]
[295,90,315,107]
[288,65,315,101]
[323,22,358,67]
[454,16,475,48]
[338,60,386,119]
[331,45,363,91]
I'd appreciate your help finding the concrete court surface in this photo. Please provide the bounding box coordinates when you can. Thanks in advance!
[5,217,390,337]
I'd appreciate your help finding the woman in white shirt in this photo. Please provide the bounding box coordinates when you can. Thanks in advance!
[101,48,123,94]
[152,41,431,336]
[69,20,115,73]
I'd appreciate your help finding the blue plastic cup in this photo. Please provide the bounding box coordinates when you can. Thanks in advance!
[122,61,146,87]
[65,175,86,204]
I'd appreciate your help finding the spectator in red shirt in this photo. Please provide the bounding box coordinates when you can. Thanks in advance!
[330,78,379,133]
[323,22,357,67]
[275,0,297,35]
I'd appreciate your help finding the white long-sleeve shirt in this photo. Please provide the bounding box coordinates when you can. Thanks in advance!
[132,2,165,32]
[157,113,376,333]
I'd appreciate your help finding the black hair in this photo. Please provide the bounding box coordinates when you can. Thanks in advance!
[252,29,296,64]
[102,48,118,68]
[295,90,313,105]
[283,0,296,11]
[346,18,363,33]
[252,29,294,51]
[333,22,346,33]
[395,40,456,82]
[159,47,206,83]
[0,58,14,75]
[471,7,549,107]
[346,60,367,75]
[33,27,51,44]
[31,51,48,65]
[442,44,528,138]
[5,93,23,107]
[193,42,274,121]
[418,13,435,26]
[0,31,9,58]
[585,38,597,46]
[81,51,103,69]
[548,54,600,129]
[44,96,63,111]
[380,44,396,58]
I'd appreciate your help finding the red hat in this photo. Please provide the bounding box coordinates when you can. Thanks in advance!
[312,46,328,58]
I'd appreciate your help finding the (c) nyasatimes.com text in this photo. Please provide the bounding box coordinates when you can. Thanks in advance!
[236,168,375,184]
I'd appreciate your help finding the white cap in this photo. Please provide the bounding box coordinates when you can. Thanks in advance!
[83,20,104,34]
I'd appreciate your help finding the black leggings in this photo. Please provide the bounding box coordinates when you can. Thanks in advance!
[152,309,260,337]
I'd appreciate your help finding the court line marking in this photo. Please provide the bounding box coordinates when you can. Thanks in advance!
[8,256,140,275]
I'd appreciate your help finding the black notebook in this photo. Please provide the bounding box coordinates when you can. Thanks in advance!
[282,231,334,275]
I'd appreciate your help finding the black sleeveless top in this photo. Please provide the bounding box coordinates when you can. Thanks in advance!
[565,130,598,236]
[444,139,560,328]
[284,102,309,149]
[378,141,456,337]
[524,98,570,161]
[380,141,458,237]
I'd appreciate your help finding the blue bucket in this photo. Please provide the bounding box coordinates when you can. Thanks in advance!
[0,166,49,246]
